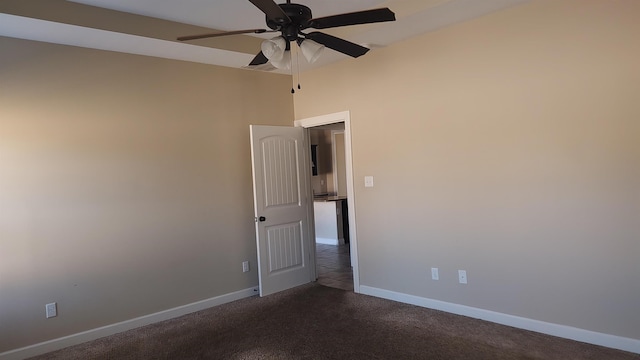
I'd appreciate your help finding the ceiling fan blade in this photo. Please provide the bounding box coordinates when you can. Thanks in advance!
[305,32,369,58]
[248,51,269,66]
[177,29,271,41]
[307,8,395,30]
[248,0,291,25]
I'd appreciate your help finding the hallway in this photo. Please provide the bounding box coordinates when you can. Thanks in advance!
[315,243,353,291]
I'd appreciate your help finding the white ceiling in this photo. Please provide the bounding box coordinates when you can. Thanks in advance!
[70,0,392,32]
[1,0,529,72]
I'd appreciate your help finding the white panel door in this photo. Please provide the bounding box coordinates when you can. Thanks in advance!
[250,125,313,297]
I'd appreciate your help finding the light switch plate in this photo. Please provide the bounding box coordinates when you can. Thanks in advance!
[46,302,57,318]
[431,267,439,280]
[364,176,374,187]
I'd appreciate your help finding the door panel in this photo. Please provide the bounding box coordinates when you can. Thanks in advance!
[266,222,303,273]
[262,136,299,207]
[250,125,312,296]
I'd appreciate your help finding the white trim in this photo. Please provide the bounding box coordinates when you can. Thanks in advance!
[330,130,345,197]
[302,130,318,282]
[0,14,258,71]
[294,111,349,128]
[359,285,640,355]
[0,287,259,360]
[315,237,344,246]
[294,111,360,293]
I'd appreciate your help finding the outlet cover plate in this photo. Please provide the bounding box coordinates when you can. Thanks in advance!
[458,270,467,284]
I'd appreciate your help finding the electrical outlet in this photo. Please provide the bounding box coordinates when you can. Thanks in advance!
[46,302,57,318]
[431,267,439,280]
[242,261,250,273]
[458,270,467,284]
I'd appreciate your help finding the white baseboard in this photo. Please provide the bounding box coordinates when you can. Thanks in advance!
[359,285,640,355]
[315,237,339,245]
[0,286,259,360]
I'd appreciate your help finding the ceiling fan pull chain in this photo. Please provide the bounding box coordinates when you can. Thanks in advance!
[296,47,301,90]
[291,52,295,94]
[290,47,302,94]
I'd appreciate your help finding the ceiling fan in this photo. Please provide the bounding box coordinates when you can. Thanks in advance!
[177,0,396,69]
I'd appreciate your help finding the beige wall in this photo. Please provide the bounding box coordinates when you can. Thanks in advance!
[0,37,293,351]
[2,0,639,352]
[294,0,640,340]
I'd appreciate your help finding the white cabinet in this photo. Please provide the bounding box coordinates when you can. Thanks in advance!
[313,199,344,245]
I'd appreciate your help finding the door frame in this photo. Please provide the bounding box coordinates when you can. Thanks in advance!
[331,130,346,197]
[294,111,360,293]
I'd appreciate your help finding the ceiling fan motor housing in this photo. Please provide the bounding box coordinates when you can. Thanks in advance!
[267,3,312,41]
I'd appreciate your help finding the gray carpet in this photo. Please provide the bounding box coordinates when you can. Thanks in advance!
[30,284,639,359]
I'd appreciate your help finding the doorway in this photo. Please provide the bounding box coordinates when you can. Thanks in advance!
[309,125,352,291]
[294,111,360,293]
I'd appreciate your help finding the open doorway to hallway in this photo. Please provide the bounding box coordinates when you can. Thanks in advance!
[309,124,353,291]
[296,111,359,292]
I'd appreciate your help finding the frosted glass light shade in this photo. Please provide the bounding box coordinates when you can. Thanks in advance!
[300,39,325,63]
[261,37,286,61]
[270,50,291,70]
